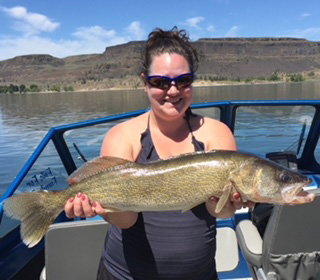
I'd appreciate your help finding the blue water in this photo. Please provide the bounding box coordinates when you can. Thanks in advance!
[1,82,320,197]
[1,82,320,236]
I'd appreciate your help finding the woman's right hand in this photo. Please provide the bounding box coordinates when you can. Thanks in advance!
[64,192,139,228]
[65,192,98,218]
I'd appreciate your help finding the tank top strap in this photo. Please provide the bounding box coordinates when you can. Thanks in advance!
[136,114,159,163]
[184,115,205,152]
[137,113,205,164]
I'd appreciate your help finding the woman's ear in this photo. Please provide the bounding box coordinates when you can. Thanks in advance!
[141,73,146,83]
[141,73,148,92]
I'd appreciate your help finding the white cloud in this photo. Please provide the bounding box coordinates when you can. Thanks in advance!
[0,20,146,60]
[70,26,127,54]
[225,26,239,37]
[281,27,320,40]
[299,27,320,37]
[0,36,78,60]
[207,25,216,33]
[184,17,205,29]
[300,13,311,18]
[0,33,125,60]
[1,6,60,35]
[73,26,117,41]
[126,21,145,40]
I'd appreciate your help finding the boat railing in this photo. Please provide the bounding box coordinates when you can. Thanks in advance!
[0,109,145,222]
[1,99,320,223]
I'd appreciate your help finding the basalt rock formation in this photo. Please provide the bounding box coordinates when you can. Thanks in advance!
[0,38,319,90]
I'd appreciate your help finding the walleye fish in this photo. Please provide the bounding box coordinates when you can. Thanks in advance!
[4,150,315,248]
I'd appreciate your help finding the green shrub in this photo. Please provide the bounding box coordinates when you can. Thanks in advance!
[288,73,304,82]
[30,84,40,92]
[51,85,61,92]
[269,73,280,81]
[63,85,74,92]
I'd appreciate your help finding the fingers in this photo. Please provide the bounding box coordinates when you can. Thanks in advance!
[232,193,243,210]
[64,196,76,218]
[206,192,254,215]
[207,193,256,219]
[232,192,255,210]
[209,193,243,211]
[92,201,106,216]
[73,192,85,217]
[208,196,218,204]
[65,192,97,218]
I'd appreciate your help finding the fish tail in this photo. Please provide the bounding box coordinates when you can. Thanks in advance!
[4,191,65,248]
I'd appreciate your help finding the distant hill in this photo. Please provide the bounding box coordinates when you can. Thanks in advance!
[0,37,320,91]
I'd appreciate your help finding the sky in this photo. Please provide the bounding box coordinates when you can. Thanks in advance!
[0,0,319,61]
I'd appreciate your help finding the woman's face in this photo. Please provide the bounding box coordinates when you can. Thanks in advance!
[144,53,193,120]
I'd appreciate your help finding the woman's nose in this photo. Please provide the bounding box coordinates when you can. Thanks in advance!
[166,82,179,95]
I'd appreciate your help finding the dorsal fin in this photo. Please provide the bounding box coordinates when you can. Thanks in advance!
[68,156,131,185]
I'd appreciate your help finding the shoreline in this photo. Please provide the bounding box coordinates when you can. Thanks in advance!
[52,78,320,93]
[2,78,320,95]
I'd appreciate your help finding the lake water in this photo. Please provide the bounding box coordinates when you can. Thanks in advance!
[1,81,320,236]
[1,81,320,197]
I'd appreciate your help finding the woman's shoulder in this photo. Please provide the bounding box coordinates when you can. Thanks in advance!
[109,113,148,135]
[191,114,230,132]
[191,115,236,151]
[202,116,231,131]
[101,113,149,159]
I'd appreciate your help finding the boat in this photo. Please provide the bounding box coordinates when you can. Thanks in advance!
[1,99,320,280]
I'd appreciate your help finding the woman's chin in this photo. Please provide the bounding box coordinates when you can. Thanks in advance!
[163,99,187,112]
[161,104,186,116]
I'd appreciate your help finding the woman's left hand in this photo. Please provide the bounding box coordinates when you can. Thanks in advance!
[206,192,255,218]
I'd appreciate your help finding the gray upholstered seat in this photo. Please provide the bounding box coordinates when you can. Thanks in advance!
[39,219,241,279]
[40,219,110,280]
[236,188,320,280]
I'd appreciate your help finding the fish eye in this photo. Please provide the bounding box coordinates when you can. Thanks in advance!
[280,172,292,183]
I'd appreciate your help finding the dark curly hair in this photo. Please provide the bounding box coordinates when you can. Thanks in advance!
[142,27,199,75]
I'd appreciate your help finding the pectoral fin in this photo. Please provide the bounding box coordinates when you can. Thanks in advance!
[215,185,232,213]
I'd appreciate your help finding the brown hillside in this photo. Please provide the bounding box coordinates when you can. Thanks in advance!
[0,38,319,90]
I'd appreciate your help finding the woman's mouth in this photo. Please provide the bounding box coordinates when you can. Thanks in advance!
[164,98,182,105]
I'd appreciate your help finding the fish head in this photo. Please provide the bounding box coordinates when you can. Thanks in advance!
[230,157,314,204]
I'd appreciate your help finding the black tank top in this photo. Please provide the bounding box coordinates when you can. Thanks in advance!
[102,115,217,280]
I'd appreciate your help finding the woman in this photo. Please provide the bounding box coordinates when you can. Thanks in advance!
[65,27,251,280]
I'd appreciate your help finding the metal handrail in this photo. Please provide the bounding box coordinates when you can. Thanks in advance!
[1,100,320,222]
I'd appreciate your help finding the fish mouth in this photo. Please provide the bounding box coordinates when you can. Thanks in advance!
[281,177,315,204]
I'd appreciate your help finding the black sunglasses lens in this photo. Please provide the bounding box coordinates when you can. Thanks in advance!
[176,74,194,88]
[147,73,194,90]
[148,77,171,89]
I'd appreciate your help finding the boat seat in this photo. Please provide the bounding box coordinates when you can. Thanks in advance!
[216,227,239,272]
[236,188,320,280]
[40,219,110,280]
[39,220,239,279]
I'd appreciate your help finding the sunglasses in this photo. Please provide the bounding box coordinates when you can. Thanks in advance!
[146,72,194,90]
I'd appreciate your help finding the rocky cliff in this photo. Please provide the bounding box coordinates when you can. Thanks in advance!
[0,38,319,90]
